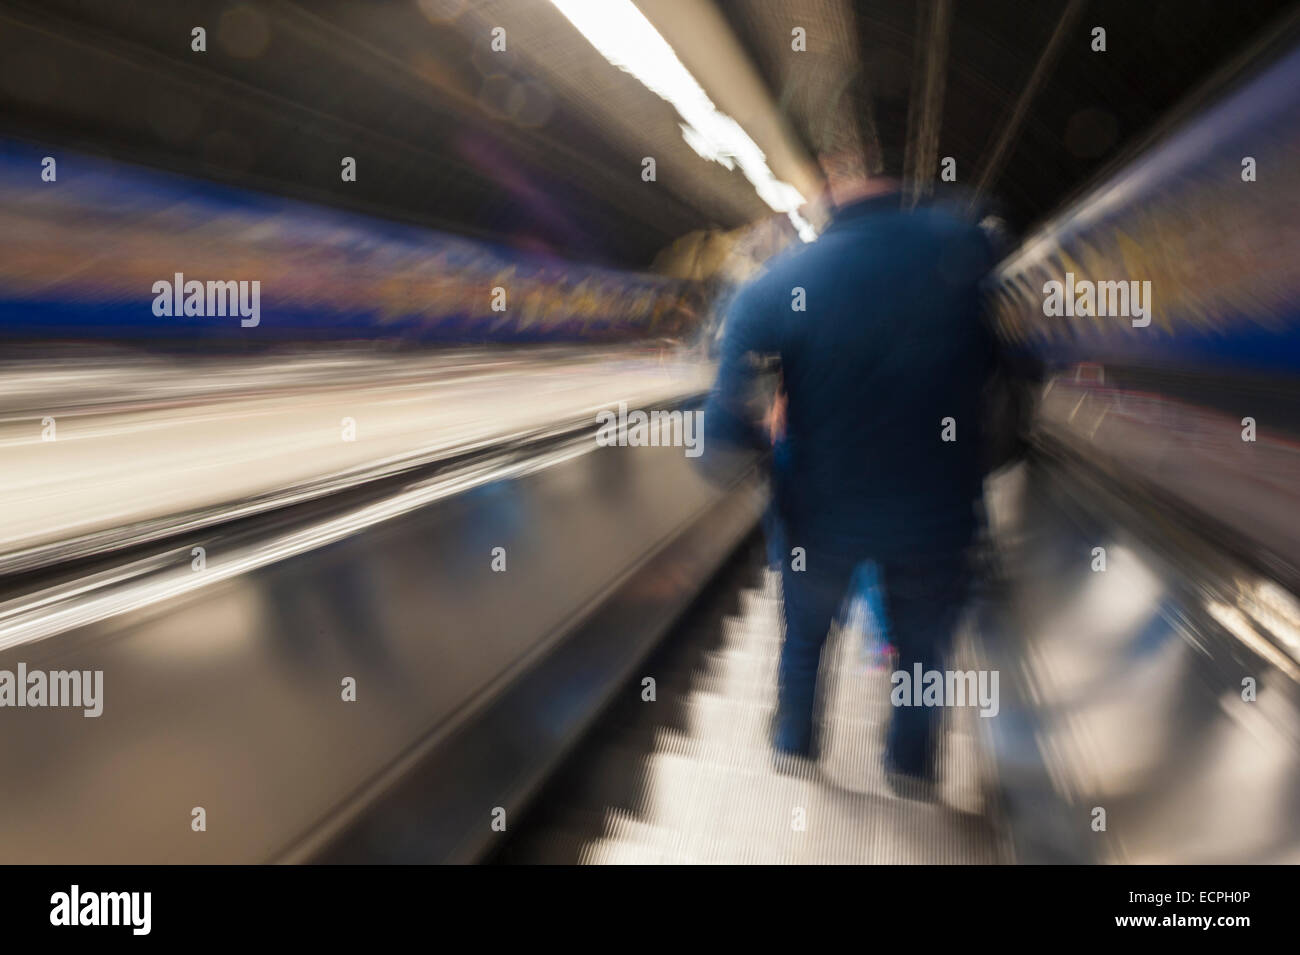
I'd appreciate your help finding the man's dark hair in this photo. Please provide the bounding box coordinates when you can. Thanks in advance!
[804,67,902,179]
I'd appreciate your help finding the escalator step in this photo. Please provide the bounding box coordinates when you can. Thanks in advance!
[501,555,1011,864]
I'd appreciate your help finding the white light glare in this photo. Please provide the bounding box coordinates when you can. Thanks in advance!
[550,0,816,242]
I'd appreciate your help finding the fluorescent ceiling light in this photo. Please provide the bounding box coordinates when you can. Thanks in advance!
[550,0,816,241]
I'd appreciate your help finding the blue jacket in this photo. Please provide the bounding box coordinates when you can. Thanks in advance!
[702,194,997,560]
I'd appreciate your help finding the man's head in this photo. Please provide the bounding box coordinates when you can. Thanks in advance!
[807,69,901,207]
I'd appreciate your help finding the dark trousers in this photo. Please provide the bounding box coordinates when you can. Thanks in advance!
[777,541,971,776]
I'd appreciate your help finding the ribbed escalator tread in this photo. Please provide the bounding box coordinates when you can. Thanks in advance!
[500,556,1012,864]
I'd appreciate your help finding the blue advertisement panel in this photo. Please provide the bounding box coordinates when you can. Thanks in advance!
[989,45,1300,376]
[0,141,698,344]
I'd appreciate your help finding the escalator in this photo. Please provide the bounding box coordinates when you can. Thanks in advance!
[497,537,1011,864]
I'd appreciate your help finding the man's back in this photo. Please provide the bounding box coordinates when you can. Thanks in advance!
[706,194,996,559]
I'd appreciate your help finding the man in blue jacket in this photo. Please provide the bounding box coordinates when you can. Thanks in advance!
[701,117,996,788]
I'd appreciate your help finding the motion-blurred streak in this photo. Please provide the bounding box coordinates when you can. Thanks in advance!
[989,44,1300,374]
[0,347,711,575]
[988,41,1300,595]
[0,138,701,344]
[0,126,724,572]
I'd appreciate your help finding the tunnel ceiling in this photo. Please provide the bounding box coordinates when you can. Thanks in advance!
[2,0,1296,269]
[725,0,1300,230]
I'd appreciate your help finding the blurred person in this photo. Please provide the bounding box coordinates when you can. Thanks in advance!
[699,103,997,792]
